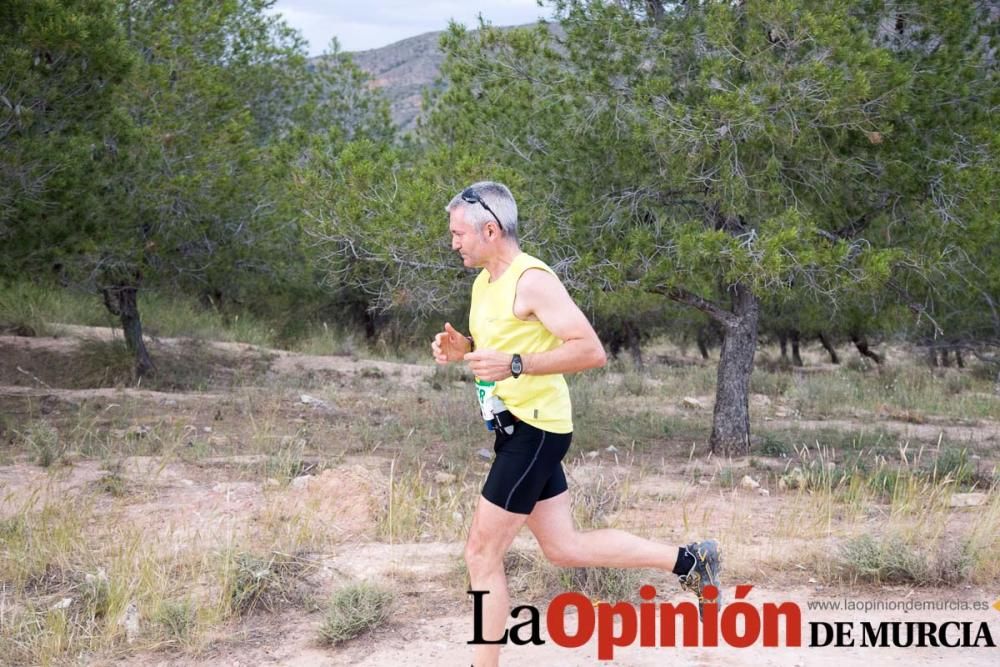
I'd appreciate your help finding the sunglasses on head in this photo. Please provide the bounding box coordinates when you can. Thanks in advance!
[461,188,503,230]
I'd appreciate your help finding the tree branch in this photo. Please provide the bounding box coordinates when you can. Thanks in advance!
[648,285,739,328]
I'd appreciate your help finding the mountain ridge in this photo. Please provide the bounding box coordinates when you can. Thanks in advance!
[313,21,556,133]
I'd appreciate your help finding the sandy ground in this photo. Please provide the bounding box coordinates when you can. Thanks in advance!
[2,329,999,667]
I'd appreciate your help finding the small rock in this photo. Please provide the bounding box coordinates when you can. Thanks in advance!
[300,394,329,408]
[202,426,212,433]
[681,397,704,410]
[778,478,788,491]
[808,577,817,584]
[758,488,770,497]
[180,479,195,487]
[476,448,493,461]
[51,597,73,610]
[950,492,987,508]
[586,451,599,459]
[451,511,463,523]
[606,445,619,453]
[264,478,280,487]
[434,472,457,485]
[698,479,711,486]
[290,475,313,489]
[162,399,178,408]
[740,475,760,490]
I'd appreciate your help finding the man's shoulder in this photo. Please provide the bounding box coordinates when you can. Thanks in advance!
[515,258,564,300]
[515,253,558,279]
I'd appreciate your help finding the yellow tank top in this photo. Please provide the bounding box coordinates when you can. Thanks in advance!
[469,253,573,433]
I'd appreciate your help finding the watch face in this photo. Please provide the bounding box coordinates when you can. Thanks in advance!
[511,355,523,375]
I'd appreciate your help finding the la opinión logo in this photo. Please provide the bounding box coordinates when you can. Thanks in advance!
[468,586,997,660]
[469,584,800,660]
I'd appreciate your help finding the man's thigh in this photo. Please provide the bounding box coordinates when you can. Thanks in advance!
[481,422,572,514]
[524,491,575,552]
[467,495,530,557]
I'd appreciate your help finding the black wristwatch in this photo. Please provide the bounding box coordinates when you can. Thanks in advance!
[510,353,523,379]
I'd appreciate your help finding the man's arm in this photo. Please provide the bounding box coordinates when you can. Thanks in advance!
[464,269,606,380]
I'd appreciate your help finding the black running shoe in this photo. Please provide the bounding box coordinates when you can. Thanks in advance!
[677,539,722,618]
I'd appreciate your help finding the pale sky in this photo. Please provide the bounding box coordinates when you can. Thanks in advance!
[269,1,552,55]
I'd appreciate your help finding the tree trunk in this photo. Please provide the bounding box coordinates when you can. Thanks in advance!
[102,285,155,378]
[851,333,883,365]
[625,320,643,371]
[818,332,840,364]
[645,0,665,23]
[363,309,378,341]
[790,329,803,367]
[709,283,758,457]
[696,327,711,360]
[778,332,788,363]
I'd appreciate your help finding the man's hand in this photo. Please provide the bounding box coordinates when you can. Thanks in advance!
[464,350,514,382]
[432,322,471,364]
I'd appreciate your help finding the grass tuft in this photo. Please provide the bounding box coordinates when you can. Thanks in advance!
[319,582,394,645]
[839,534,927,584]
[152,598,196,646]
[222,551,313,617]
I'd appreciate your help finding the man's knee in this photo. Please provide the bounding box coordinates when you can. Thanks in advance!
[465,535,504,575]
[539,539,581,568]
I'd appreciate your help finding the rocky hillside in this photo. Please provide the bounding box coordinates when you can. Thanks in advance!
[348,29,447,133]
[325,21,559,133]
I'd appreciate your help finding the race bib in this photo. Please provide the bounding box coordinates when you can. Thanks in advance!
[475,379,496,421]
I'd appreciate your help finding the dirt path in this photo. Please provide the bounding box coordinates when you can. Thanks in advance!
[5,327,999,667]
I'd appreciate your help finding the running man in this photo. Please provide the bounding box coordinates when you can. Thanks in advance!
[431,182,721,667]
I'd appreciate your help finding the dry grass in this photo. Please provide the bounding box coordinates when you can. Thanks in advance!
[377,459,481,542]
[220,550,316,617]
[1,330,998,664]
[319,581,394,645]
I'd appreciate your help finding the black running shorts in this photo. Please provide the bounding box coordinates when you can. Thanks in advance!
[481,420,572,515]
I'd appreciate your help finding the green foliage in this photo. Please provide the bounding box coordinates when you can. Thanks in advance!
[3,0,997,364]
[2,0,396,367]
[438,4,946,293]
[15,420,65,468]
[933,448,974,487]
[0,0,134,250]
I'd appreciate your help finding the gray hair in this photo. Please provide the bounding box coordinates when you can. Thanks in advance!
[445,181,519,241]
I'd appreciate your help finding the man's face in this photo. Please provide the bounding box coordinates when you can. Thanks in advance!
[449,207,488,268]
